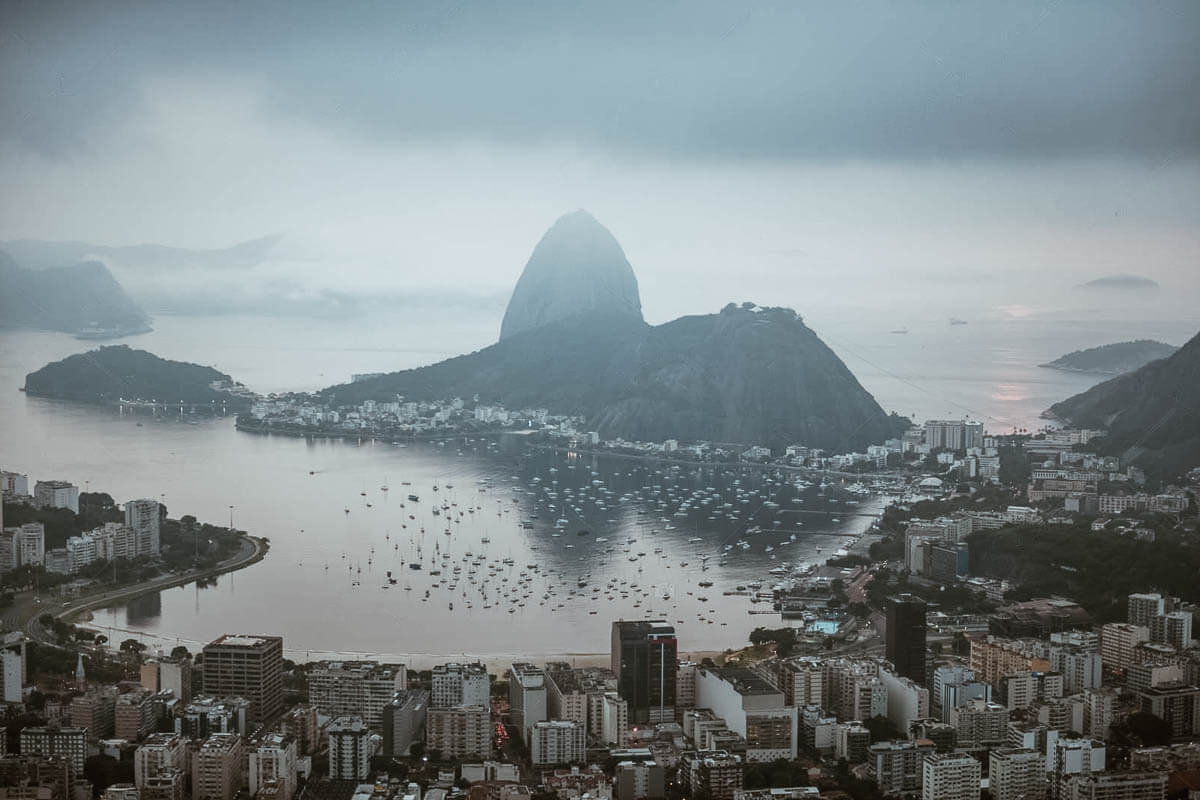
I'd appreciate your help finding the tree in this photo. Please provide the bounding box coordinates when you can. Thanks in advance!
[744,758,810,789]
[1112,712,1173,747]
[863,715,903,743]
[119,639,146,655]
[84,755,133,796]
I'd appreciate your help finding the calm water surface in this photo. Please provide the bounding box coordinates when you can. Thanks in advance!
[1,310,1195,662]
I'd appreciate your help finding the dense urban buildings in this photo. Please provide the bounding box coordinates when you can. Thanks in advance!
[694,667,798,761]
[3,418,1198,800]
[308,660,406,730]
[425,705,493,760]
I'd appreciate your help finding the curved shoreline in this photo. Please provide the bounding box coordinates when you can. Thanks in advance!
[55,534,269,631]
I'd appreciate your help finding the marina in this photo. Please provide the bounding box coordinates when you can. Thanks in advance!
[85,434,895,661]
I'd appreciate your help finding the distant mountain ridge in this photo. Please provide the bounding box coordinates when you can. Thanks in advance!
[323,212,903,451]
[1040,339,1178,376]
[1047,329,1200,478]
[0,250,150,335]
[0,234,281,272]
[24,345,251,408]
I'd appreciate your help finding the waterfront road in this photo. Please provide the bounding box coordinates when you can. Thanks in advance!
[1,535,267,648]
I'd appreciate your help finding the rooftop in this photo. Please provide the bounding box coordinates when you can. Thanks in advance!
[614,619,676,638]
[198,734,242,752]
[712,667,780,696]
[328,716,368,733]
[206,634,280,649]
[312,661,405,678]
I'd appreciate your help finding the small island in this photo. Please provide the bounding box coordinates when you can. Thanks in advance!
[1079,273,1159,290]
[1039,339,1177,376]
[23,345,256,412]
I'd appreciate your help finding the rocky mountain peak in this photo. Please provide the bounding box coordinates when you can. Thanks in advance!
[499,210,643,340]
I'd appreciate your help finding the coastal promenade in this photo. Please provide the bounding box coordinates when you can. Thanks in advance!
[1,534,268,649]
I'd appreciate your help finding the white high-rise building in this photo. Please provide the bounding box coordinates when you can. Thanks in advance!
[308,661,406,731]
[134,733,186,789]
[431,662,489,708]
[675,661,698,714]
[0,530,16,572]
[248,733,298,800]
[988,748,1044,800]
[125,499,161,556]
[16,523,44,566]
[600,691,629,747]
[509,663,548,744]
[921,753,981,800]
[950,699,1010,749]
[35,481,78,514]
[1,632,27,704]
[425,705,493,760]
[1100,623,1150,674]
[924,420,984,452]
[0,471,30,497]
[880,667,930,732]
[529,720,586,767]
[695,666,798,761]
[327,716,372,781]
[1127,593,1165,628]
[1155,611,1193,651]
[1051,648,1103,694]
[1053,738,1106,796]
[779,658,824,708]
[1083,689,1116,740]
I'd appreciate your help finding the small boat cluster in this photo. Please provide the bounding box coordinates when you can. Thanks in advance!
[312,442,893,630]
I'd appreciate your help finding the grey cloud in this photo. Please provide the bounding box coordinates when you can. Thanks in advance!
[2,0,1197,161]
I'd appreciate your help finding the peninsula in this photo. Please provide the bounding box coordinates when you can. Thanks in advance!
[321,211,905,452]
[1039,339,1178,376]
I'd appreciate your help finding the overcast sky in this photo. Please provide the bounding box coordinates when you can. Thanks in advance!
[2,0,1197,323]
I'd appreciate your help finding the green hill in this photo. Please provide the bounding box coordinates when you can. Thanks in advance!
[1047,329,1200,477]
[325,304,903,452]
[24,345,252,409]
